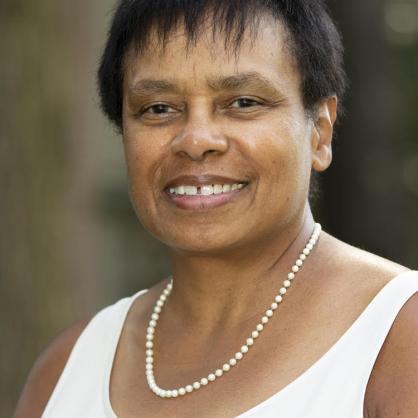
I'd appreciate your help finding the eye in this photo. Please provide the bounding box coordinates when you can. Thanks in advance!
[229,98,262,109]
[143,103,177,115]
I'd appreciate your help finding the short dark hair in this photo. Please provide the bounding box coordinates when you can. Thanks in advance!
[98,0,347,131]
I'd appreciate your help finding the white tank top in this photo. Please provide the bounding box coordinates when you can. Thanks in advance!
[42,270,418,418]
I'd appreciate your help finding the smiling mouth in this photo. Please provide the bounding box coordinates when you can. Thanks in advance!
[163,181,249,210]
[168,183,246,196]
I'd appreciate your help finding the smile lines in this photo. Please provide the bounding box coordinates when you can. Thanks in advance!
[169,183,246,196]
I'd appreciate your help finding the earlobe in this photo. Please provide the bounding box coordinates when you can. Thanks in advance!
[311,96,337,172]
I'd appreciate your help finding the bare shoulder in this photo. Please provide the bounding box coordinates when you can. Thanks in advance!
[321,233,417,418]
[13,317,92,418]
[320,232,410,291]
[366,282,418,418]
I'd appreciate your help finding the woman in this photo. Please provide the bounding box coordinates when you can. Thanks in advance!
[14,1,418,417]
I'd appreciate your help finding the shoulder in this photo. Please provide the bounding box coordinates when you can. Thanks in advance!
[13,317,92,418]
[320,233,418,418]
[319,231,410,279]
[366,282,418,418]
[318,232,411,306]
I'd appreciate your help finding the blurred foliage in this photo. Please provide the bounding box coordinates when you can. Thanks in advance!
[1,0,417,416]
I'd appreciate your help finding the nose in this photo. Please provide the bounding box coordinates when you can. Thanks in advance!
[170,120,229,161]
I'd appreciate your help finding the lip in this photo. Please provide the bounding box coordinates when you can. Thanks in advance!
[164,175,248,190]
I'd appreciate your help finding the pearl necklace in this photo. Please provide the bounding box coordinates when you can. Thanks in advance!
[145,223,322,398]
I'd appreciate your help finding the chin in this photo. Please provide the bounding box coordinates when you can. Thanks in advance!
[149,224,249,256]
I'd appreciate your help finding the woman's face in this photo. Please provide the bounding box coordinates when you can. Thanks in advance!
[122,19,329,253]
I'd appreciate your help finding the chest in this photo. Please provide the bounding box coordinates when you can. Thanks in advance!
[108,295,376,418]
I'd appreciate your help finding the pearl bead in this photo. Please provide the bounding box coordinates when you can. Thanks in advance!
[145,225,322,399]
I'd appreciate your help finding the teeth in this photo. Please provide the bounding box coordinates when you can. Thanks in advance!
[169,183,245,196]
[184,186,197,196]
[213,185,223,195]
[177,185,185,195]
[201,185,213,196]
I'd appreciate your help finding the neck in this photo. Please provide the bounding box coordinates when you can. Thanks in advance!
[165,204,318,331]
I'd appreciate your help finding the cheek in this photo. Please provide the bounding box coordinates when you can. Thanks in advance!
[237,118,311,213]
[238,118,307,179]
[122,128,166,221]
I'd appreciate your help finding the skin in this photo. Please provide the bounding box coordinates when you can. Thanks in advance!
[14,16,418,418]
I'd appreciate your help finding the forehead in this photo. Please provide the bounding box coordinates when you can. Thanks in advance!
[123,17,300,93]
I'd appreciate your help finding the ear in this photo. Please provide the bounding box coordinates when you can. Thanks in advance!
[311,96,337,172]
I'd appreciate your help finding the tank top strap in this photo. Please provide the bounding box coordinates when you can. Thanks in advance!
[42,289,148,418]
[311,270,418,417]
[237,270,418,418]
[333,270,418,374]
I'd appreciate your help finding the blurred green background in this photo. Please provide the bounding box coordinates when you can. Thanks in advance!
[1,0,417,415]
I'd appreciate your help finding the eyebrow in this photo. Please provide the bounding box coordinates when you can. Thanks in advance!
[129,79,179,96]
[207,72,281,96]
[128,72,282,98]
